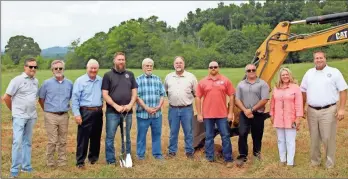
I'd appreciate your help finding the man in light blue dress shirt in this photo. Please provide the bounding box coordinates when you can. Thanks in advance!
[71,59,103,169]
[38,60,73,168]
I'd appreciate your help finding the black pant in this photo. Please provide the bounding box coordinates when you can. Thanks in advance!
[238,111,265,159]
[76,109,103,165]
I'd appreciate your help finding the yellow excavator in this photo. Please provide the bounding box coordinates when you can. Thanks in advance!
[193,12,348,151]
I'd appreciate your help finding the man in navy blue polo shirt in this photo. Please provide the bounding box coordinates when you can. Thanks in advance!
[102,52,138,165]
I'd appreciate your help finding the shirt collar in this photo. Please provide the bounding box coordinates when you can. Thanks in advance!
[279,83,290,89]
[112,67,126,74]
[315,65,329,72]
[22,72,34,79]
[244,77,260,84]
[207,74,221,81]
[173,70,186,77]
[143,73,153,78]
[85,74,99,82]
[52,76,66,82]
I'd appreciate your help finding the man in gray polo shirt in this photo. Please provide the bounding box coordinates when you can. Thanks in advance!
[2,58,39,178]
[38,60,73,168]
[235,64,269,167]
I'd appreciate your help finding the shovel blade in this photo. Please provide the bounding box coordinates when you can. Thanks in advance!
[125,153,133,168]
[119,156,126,168]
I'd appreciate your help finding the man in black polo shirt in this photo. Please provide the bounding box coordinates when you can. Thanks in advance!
[102,52,138,165]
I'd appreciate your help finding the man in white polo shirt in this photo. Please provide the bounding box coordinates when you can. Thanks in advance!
[300,50,347,169]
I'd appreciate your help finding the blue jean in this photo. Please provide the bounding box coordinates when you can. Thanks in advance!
[204,118,233,162]
[168,105,194,154]
[11,117,37,176]
[136,116,162,159]
[105,111,132,164]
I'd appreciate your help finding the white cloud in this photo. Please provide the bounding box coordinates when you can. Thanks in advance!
[1,1,246,50]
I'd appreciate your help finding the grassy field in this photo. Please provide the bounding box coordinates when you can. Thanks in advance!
[1,59,348,178]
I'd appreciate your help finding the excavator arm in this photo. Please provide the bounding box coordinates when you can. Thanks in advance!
[254,12,348,86]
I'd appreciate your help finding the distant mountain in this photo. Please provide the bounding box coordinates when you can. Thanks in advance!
[41,46,69,58]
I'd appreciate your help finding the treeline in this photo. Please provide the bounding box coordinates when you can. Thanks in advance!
[2,0,348,70]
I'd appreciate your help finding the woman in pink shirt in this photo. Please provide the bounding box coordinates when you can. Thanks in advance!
[270,67,303,167]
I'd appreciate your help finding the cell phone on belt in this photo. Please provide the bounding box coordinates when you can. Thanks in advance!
[292,122,297,128]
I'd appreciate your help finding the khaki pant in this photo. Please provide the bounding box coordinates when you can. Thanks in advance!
[307,105,337,168]
[44,112,69,167]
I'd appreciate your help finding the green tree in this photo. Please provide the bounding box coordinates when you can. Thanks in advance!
[322,0,347,15]
[216,30,249,54]
[241,24,272,51]
[300,1,322,18]
[198,22,228,48]
[68,38,81,52]
[65,39,85,69]
[1,54,14,66]
[35,55,48,69]
[107,20,146,59]
[75,32,108,67]
[58,0,348,69]
[4,35,41,64]
[65,52,86,69]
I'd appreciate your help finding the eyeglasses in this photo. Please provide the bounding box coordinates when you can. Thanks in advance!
[54,67,64,71]
[246,69,256,73]
[26,65,38,69]
[209,66,218,69]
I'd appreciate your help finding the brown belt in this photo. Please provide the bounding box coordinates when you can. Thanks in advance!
[80,106,102,111]
[49,112,67,115]
[170,104,192,108]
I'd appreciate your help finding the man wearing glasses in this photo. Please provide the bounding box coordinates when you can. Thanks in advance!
[195,61,235,167]
[235,64,269,167]
[38,60,73,168]
[135,58,166,160]
[3,58,39,178]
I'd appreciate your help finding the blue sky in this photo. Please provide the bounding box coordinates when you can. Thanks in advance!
[1,1,249,49]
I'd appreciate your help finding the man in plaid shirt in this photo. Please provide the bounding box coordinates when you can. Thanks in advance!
[136,58,166,160]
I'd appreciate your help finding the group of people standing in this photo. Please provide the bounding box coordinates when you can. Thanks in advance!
[2,50,347,178]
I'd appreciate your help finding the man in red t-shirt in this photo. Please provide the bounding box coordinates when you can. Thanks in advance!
[195,61,235,168]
